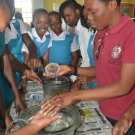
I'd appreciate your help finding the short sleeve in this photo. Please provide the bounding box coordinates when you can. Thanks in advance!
[122,30,135,63]
[48,33,52,48]
[21,43,29,54]
[5,28,10,44]
[48,39,52,48]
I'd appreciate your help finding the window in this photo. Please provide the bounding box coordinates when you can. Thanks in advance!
[14,0,33,24]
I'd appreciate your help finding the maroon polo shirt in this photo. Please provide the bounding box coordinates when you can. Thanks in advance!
[94,14,135,120]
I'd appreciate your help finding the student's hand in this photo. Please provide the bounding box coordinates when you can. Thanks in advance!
[43,65,72,78]
[41,91,77,117]
[112,112,133,135]
[14,96,25,115]
[30,110,62,130]
[26,55,42,69]
[22,69,41,83]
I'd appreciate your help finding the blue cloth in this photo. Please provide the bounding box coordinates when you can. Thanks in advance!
[29,29,51,58]
[8,19,24,84]
[87,34,97,89]
[0,32,5,56]
[0,32,14,108]
[49,33,74,65]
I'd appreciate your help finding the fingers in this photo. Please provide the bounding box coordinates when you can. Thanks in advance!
[20,104,26,111]
[26,61,33,69]
[22,74,26,79]
[16,107,20,115]
[41,97,64,116]
[23,70,41,83]
[26,58,41,69]
[36,59,42,67]
[43,72,56,78]
[112,129,119,135]
[41,101,58,116]
[31,71,41,83]
[49,115,62,122]
[30,75,41,83]
[112,126,126,135]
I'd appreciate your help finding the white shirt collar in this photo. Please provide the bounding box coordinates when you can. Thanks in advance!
[51,29,69,40]
[32,27,50,42]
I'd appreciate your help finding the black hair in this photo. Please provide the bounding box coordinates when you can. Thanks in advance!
[80,5,89,29]
[100,0,121,6]
[0,0,7,10]
[80,5,96,33]
[15,12,23,20]
[49,11,62,23]
[33,8,48,20]
[59,0,82,18]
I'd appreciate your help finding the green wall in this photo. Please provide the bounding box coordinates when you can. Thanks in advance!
[122,0,135,2]
[44,0,83,12]
[44,0,135,12]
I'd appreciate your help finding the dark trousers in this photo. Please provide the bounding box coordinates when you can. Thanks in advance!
[106,116,135,135]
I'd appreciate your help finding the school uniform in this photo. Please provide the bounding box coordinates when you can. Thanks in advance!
[25,27,52,58]
[76,19,97,88]
[87,34,97,89]
[75,19,93,67]
[0,32,5,56]
[0,32,14,108]
[49,30,79,65]
[5,19,27,84]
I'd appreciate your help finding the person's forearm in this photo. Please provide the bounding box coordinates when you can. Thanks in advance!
[9,53,26,73]
[70,50,79,66]
[72,79,134,102]
[0,90,8,120]
[42,49,49,68]
[6,124,40,135]
[69,64,135,102]
[78,66,96,77]
[23,52,29,64]
[69,66,96,78]
[28,42,37,57]
[1,48,21,97]
[22,33,37,57]
[43,59,48,68]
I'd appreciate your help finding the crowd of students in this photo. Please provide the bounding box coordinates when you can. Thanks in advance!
[0,0,135,135]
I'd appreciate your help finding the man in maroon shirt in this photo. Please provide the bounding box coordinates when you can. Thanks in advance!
[42,0,135,134]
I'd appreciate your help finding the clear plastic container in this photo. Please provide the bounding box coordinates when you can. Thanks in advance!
[42,76,70,100]
[17,105,81,135]
[45,63,60,74]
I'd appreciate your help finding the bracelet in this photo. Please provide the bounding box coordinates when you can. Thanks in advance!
[71,66,78,76]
